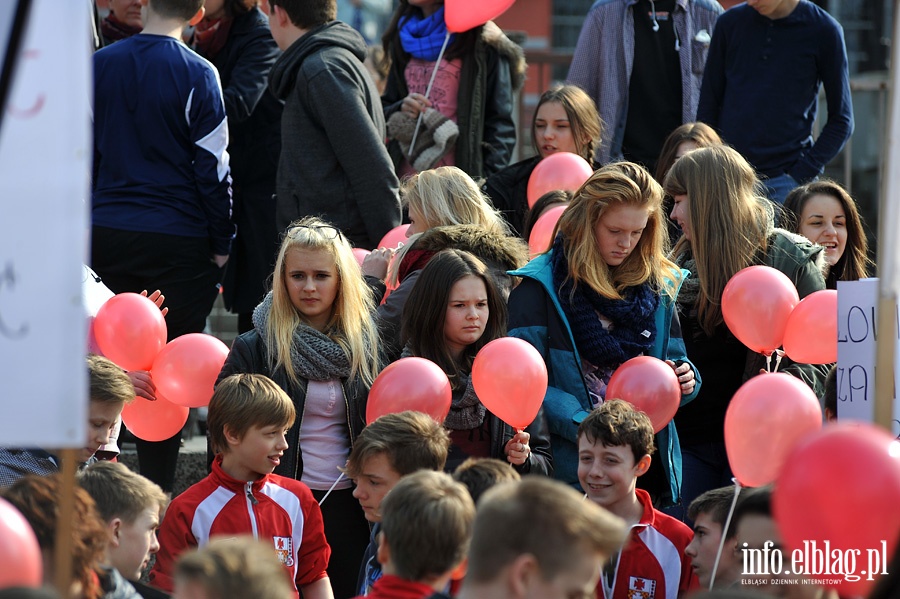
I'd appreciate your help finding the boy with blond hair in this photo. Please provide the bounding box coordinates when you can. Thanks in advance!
[459,477,627,599]
[353,470,474,599]
[149,374,331,599]
[78,461,168,586]
[577,400,697,599]
[342,411,451,595]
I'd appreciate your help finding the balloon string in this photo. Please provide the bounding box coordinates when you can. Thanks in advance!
[765,352,773,372]
[409,30,451,152]
[318,472,345,507]
[709,479,742,590]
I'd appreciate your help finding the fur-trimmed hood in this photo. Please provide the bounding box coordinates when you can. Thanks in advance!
[482,21,527,92]
[411,224,530,271]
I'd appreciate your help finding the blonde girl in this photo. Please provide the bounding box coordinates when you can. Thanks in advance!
[217,216,379,598]
[507,161,699,507]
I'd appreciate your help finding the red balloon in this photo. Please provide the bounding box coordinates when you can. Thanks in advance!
[0,498,42,588]
[445,0,515,33]
[121,392,189,442]
[783,290,837,364]
[721,265,800,354]
[526,152,594,208]
[151,334,230,408]
[605,356,680,434]
[94,293,167,371]
[724,373,821,487]
[774,423,900,597]
[352,248,371,267]
[527,205,567,257]
[378,224,410,250]
[366,357,452,424]
[472,337,548,430]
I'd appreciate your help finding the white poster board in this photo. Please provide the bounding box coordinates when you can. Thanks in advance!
[0,0,90,446]
[836,278,900,437]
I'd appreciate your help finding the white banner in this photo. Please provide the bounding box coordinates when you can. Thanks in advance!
[836,278,900,436]
[0,0,91,446]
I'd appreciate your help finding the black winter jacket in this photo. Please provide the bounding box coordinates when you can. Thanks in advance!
[217,329,369,480]
[382,22,526,179]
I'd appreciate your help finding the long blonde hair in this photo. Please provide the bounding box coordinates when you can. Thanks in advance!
[390,166,510,286]
[556,161,680,300]
[664,145,774,335]
[268,217,381,387]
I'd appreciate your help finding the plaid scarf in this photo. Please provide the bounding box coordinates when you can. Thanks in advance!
[399,7,455,61]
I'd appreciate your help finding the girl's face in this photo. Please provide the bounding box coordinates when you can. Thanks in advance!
[406,203,428,237]
[535,101,580,158]
[283,248,339,332]
[670,194,691,241]
[798,194,847,267]
[408,0,442,17]
[594,204,650,267]
[443,275,489,359]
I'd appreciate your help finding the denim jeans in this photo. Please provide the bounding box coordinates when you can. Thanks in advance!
[666,442,735,525]
[764,173,800,205]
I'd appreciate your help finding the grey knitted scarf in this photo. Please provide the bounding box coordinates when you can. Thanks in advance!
[253,292,351,381]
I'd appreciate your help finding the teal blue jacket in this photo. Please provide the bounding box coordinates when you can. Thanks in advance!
[508,252,700,505]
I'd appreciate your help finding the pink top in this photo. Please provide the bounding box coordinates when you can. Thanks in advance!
[398,57,463,177]
[299,379,352,491]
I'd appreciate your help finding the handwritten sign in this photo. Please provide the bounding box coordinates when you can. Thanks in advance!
[0,0,90,447]
[836,279,900,436]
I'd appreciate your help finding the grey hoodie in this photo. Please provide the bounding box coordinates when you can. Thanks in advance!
[269,21,400,248]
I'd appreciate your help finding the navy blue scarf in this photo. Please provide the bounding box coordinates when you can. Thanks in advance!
[550,235,659,370]
[399,7,455,61]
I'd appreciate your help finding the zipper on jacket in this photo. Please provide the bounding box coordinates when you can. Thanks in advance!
[245,482,260,538]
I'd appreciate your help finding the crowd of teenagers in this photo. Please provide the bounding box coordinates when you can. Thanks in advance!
[0,0,885,597]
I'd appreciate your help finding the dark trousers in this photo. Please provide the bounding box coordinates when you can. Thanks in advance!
[91,226,223,492]
[311,487,371,599]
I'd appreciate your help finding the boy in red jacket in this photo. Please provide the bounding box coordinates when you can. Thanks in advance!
[150,374,332,598]
[353,470,474,599]
[577,400,698,599]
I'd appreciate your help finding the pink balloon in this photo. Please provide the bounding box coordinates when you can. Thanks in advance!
[151,334,230,408]
[445,0,516,33]
[366,357,452,424]
[472,337,547,430]
[352,248,371,267]
[378,224,410,250]
[0,498,42,588]
[94,293,167,371]
[774,423,900,597]
[605,356,680,434]
[724,373,821,487]
[121,392,189,442]
[783,290,837,364]
[527,205,567,257]
[526,152,594,208]
[721,265,800,354]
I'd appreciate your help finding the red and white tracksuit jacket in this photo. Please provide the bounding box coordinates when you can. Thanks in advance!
[596,489,698,599]
[149,456,330,596]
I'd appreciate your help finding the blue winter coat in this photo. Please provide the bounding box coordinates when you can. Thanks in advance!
[507,252,700,504]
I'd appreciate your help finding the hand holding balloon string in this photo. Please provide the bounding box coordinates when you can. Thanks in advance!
[504,430,531,466]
